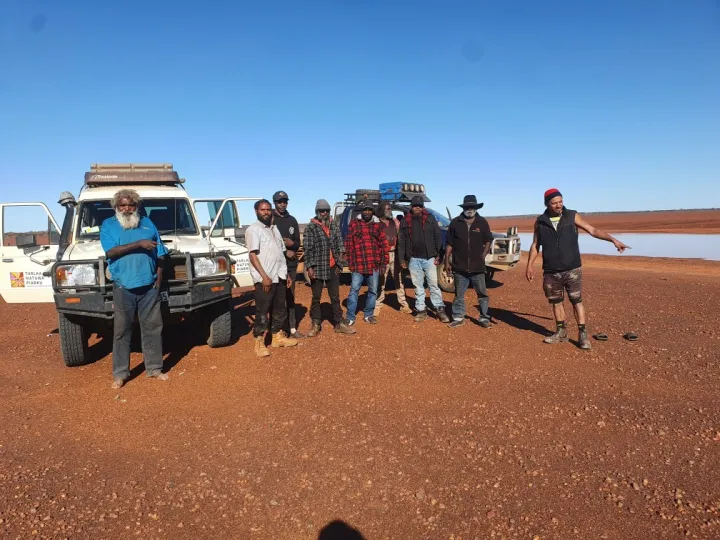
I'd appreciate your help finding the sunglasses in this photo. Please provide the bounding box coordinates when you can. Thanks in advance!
[317,209,330,213]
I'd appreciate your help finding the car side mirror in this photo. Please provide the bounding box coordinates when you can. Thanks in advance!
[15,233,37,249]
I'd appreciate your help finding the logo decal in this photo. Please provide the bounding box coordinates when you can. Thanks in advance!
[289,226,295,234]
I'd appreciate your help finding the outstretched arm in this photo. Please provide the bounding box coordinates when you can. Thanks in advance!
[575,213,630,252]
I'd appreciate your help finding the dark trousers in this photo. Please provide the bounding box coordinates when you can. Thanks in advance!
[310,269,343,325]
[452,271,490,321]
[254,280,287,337]
[113,284,164,380]
[285,266,299,332]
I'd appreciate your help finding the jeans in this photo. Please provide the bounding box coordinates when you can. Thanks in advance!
[310,267,344,325]
[113,284,164,380]
[346,270,379,321]
[452,271,490,321]
[376,251,408,310]
[408,257,444,312]
[254,280,288,337]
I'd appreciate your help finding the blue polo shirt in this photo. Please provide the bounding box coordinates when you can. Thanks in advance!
[100,216,169,289]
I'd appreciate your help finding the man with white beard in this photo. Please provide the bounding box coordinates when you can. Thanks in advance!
[444,195,493,328]
[100,189,169,389]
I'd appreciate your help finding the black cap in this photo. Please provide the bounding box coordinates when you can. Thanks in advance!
[458,194,484,209]
[359,198,375,210]
[273,190,289,202]
[410,195,424,207]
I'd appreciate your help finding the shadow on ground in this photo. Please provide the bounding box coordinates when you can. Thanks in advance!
[318,520,366,540]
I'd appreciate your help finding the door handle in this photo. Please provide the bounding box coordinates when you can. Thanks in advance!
[2,258,13,263]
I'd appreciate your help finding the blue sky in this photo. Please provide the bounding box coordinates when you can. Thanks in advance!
[1,0,719,228]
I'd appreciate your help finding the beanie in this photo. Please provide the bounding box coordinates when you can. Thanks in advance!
[315,199,331,212]
[544,188,562,205]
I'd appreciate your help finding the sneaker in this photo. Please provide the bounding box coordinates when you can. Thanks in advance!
[400,305,412,314]
[543,327,569,344]
[437,311,450,323]
[291,329,307,339]
[478,317,491,328]
[111,377,126,389]
[147,371,169,381]
[364,315,379,324]
[414,310,428,322]
[346,319,356,326]
[448,319,465,328]
[578,329,592,350]
[334,321,357,334]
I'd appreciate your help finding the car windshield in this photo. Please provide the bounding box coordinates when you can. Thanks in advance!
[76,198,199,239]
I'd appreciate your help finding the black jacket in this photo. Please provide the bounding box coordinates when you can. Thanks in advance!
[273,211,301,269]
[446,214,492,273]
[398,210,442,262]
[535,208,581,273]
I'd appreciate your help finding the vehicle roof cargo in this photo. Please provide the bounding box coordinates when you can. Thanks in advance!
[84,163,184,186]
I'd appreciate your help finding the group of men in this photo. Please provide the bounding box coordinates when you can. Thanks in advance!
[101,187,629,387]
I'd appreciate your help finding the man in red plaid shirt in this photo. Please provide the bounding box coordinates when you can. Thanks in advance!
[344,199,389,326]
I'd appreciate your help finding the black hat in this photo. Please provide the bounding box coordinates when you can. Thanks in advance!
[358,198,375,210]
[459,194,484,209]
[272,190,289,202]
[410,195,425,207]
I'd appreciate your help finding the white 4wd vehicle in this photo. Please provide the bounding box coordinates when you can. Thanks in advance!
[0,163,258,367]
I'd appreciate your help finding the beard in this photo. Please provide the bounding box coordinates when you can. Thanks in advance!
[116,209,140,229]
[463,209,477,219]
[316,213,330,225]
[384,210,393,219]
[258,214,272,226]
[362,214,373,222]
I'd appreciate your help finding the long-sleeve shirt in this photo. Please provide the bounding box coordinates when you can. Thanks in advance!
[345,216,389,275]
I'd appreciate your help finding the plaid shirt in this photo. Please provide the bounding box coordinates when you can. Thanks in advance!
[303,218,345,281]
[345,216,389,275]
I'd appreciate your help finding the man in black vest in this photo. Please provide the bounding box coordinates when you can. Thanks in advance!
[444,195,493,328]
[526,188,629,350]
[272,190,305,339]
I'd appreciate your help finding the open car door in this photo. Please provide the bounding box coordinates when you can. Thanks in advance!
[193,197,261,288]
[0,202,61,303]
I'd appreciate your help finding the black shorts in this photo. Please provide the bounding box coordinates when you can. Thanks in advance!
[543,267,583,305]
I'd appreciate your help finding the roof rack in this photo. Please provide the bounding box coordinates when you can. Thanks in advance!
[84,163,184,186]
[344,183,431,204]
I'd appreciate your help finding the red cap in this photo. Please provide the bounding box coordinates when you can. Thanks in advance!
[544,188,560,198]
[544,188,562,204]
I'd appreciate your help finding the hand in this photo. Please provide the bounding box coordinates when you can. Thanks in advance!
[262,275,272,293]
[525,266,534,282]
[379,265,386,275]
[283,238,294,248]
[287,276,293,288]
[433,257,440,266]
[613,239,629,253]
[137,239,158,250]
[307,267,316,280]
[400,261,407,270]
[286,250,296,259]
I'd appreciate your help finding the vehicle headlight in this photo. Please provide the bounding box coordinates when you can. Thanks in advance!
[193,256,228,277]
[55,264,97,286]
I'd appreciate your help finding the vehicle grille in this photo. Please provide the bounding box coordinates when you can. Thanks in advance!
[168,259,188,280]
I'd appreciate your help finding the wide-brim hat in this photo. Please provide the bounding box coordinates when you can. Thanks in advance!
[459,194,484,209]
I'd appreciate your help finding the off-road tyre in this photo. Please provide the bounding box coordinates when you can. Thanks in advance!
[58,313,89,367]
[438,264,455,294]
[207,301,232,348]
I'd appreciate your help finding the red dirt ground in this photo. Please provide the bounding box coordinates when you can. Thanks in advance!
[488,209,720,234]
[1,253,719,539]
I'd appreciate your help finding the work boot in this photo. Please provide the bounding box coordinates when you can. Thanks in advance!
[414,310,428,322]
[306,321,322,338]
[334,321,357,334]
[578,329,592,350]
[543,327,569,344]
[436,310,450,323]
[254,335,270,357]
[271,331,298,348]
[399,305,412,314]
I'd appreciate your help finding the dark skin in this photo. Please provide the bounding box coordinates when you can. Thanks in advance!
[306,209,341,280]
[443,208,491,273]
[400,204,439,270]
[249,202,292,293]
[273,199,296,256]
[106,198,164,289]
